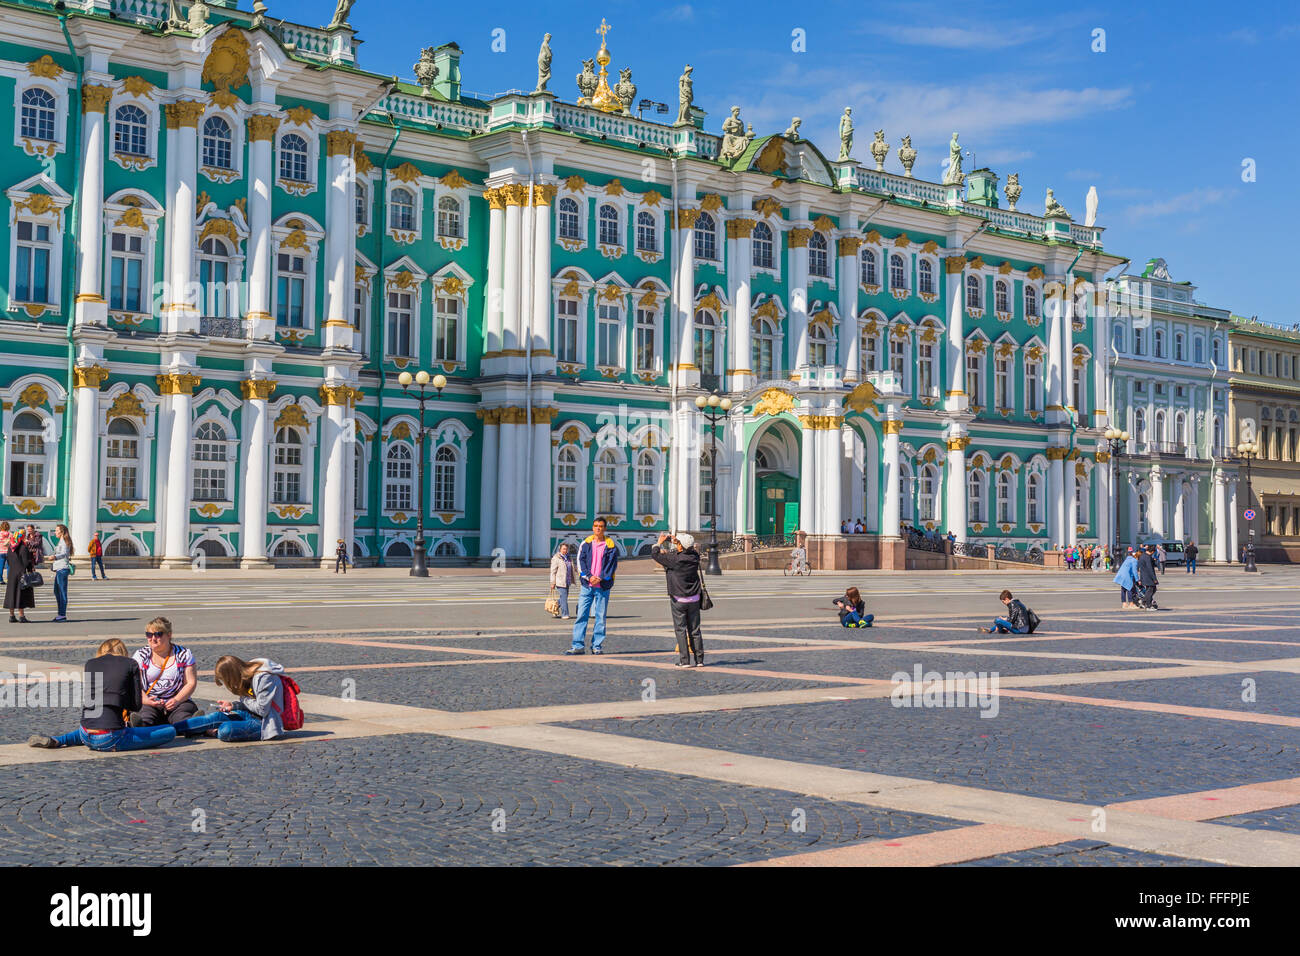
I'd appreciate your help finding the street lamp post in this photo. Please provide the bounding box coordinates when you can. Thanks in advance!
[695,392,733,576]
[1236,438,1259,572]
[396,369,447,577]
[1103,426,1129,558]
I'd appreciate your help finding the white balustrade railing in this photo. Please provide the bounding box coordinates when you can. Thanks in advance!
[376,92,487,132]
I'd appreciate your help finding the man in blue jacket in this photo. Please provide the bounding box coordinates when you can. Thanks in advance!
[566,518,619,656]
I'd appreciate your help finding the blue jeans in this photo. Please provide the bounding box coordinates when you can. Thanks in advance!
[1186,558,1196,573]
[174,710,263,742]
[91,555,106,579]
[53,568,68,617]
[0,552,6,584]
[841,611,874,627]
[990,618,1025,634]
[54,724,177,751]
[571,585,610,650]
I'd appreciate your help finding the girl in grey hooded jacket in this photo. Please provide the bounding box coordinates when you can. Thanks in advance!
[177,656,291,741]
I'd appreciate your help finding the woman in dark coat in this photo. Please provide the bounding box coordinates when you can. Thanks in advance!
[4,529,37,622]
[650,532,705,667]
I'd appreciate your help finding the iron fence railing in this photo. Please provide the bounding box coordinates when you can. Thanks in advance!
[727,533,800,552]
[996,544,1045,565]
[904,528,944,552]
[953,540,985,558]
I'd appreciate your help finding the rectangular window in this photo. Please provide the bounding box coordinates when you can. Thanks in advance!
[15,221,52,304]
[918,343,934,396]
[276,253,305,327]
[995,357,1010,409]
[387,291,413,357]
[434,296,459,363]
[192,467,227,502]
[634,309,656,373]
[556,299,579,364]
[597,304,621,368]
[109,233,145,313]
[1025,362,1042,413]
[966,355,982,403]
[889,339,904,377]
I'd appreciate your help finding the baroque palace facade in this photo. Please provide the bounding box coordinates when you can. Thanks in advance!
[0,0,1262,567]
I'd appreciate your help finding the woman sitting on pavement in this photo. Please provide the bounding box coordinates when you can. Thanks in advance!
[131,617,200,731]
[177,656,296,742]
[27,639,177,751]
[832,586,874,628]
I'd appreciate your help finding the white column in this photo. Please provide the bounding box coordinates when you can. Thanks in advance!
[789,227,810,370]
[674,209,697,376]
[322,131,355,350]
[946,435,968,541]
[496,410,522,558]
[1096,454,1112,552]
[1171,472,1186,543]
[819,424,842,535]
[318,388,350,567]
[501,186,524,354]
[1046,278,1066,424]
[164,102,201,335]
[69,369,105,545]
[240,379,274,566]
[484,190,505,357]
[1065,462,1078,547]
[1148,464,1166,539]
[837,238,858,380]
[246,115,279,340]
[1047,453,1064,547]
[160,377,196,567]
[882,420,902,535]
[1126,473,1139,546]
[76,86,110,326]
[799,416,816,534]
[478,410,499,559]
[1214,472,1229,562]
[530,412,551,561]
[730,219,754,389]
[944,256,966,412]
[531,186,553,361]
[1228,479,1239,560]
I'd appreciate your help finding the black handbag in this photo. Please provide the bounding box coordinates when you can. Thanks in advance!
[20,570,44,588]
[697,577,714,612]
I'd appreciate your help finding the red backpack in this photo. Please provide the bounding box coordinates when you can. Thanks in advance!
[270,675,305,731]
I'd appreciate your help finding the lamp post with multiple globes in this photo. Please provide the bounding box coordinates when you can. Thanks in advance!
[395,369,447,577]
[694,392,733,576]
[1103,426,1129,558]
[1236,438,1259,572]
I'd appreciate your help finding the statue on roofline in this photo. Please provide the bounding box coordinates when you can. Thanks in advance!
[328,0,354,29]
[535,33,552,94]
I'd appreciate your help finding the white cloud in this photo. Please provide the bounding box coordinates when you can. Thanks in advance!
[1124,189,1230,222]
[859,22,1047,50]
[663,4,695,22]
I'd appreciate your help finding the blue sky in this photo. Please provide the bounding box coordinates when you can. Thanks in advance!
[278,0,1295,321]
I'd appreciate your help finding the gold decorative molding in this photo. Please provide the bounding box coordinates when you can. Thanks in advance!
[81,84,113,114]
[439,168,470,189]
[968,255,985,270]
[1027,266,1044,280]
[198,217,240,247]
[274,505,306,519]
[812,214,835,232]
[163,101,206,129]
[893,233,911,248]
[247,114,281,141]
[753,197,782,218]
[498,406,530,425]
[391,161,422,184]
[944,255,966,274]
[531,183,557,206]
[202,28,251,92]
[787,227,813,248]
[196,503,226,518]
[18,384,48,408]
[753,388,795,417]
[121,75,156,99]
[501,183,530,207]
[476,407,502,426]
[240,379,278,401]
[105,392,146,422]
[72,365,110,390]
[837,236,864,256]
[564,174,586,192]
[845,381,877,413]
[726,218,757,239]
[106,501,141,516]
[642,189,663,207]
[325,130,357,157]
[531,406,560,425]
[946,436,971,451]
[1045,447,1069,461]
[882,419,905,435]
[675,207,701,229]
[284,105,316,127]
[156,373,201,395]
[210,89,239,110]
[27,55,63,79]
[274,404,310,431]
[798,414,844,430]
[319,384,362,407]
[698,193,723,212]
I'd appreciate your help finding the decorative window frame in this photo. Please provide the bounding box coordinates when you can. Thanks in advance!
[808,301,838,368]
[199,101,246,183]
[193,199,249,321]
[887,314,915,394]
[593,273,633,376]
[994,462,1019,531]
[386,176,423,245]
[552,419,594,523]
[0,373,67,508]
[591,424,630,522]
[188,393,241,513]
[858,232,885,294]
[1024,455,1048,532]
[432,169,473,251]
[103,188,164,324]
[1023,278,1043,328]
[966,452,991,530]
[630,440,665,524]
[382,255,428,366]
[429,262,475,372]
[856,308,886,377]
[266,394,321,517]
[275,111,319,196]
[692,285,730,378]
[108,80,162,172]
[271,213,324,342]
[6,172,71,319]
[751,218,782,279]
[914,316,944,405]
[964,270,985,318]
[351,411,377,518]
[4,58,72,158]
[97,381,158,512]
[964,331,991,414]
[554,182,587,251]
[916,254,940,302]
[352,253,378,357]
[751,293,787,379]
[355,160,377,239]
[381,433,418,517]
[595,199,625,259]
[887,249,910,300]
[429,417,472,522]
[993,277,1013,323]
[630,278,669,382]
[991,334,1019,416]
[632,190,665,264]
[551,267,595,374]
[1070,344,1092,414]
[806,228,835,288]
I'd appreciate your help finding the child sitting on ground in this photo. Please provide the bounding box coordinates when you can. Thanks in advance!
[832,586,874,628]
[979,589,1039,634]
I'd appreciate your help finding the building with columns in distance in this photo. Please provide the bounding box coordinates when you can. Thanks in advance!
[1,1,1175,569]
[1107,259,1239,562]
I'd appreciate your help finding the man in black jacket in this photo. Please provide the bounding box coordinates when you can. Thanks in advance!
[981,589,1034,633]
[1136,545,1159,608]
[651,532,705,667]
[1185,540,1199,574]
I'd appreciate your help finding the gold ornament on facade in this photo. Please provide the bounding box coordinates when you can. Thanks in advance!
[113,207,146,230]
[997,261,1013,275]
[105,392,146,422]
[482,187,504,210]
[812,214,834,232]
[197,503,225,518]
[642,189,663,207]
[946,436,971,451]
[498,406,530,425]
[240,379,277,400]
[966,338,987,354]
[392,161,421,184]
[674,207,701,229]
[435,275,466,298]
[247,114,281,141]
[1045,447,1069,460]
[753,388,795,417]
[698,193,723,212]
[882,419,905,435]
[892,323,912,341]
[438,168,470,189]
[475,407,503,426]
[787,228,813,248]
[1027,266,1044,280]
[753,299,780,322]
[164,101,205,129]
[73,366,110,390]
[995,342,1014,358]
[281,228,310,251]
[284,105,316,127]
[325,130,357,157]
[968,255,985,270]
[106,501,141,516]
[531,183,557,206]
[560,276,581,297]
[27,55,63,78]
[836,236,864,256]
[156,373,201,395]
[942,255,965,274]
[696,292,723,313]
[389,270,418,291]
[121,75,156,99]
[210,89,239,110]
[202,28,251,91]
[753,139,788,176]
[602,179,625,196]
[600,283,623,303]
[274,405,310,431]
[319,385,360,407]
[753,197,782,218]
[726,218,756,239]
[18,384,48,408]
[198,218,239,246]
[275,505,306,519]
[531,406,560,425]
[845,381,877,413]
[81,84,113,114]
[564,174,586,192]
[501,183,530,207]
[353,146,373,176]
[891,233,910,248]
[16,194,57,220]
[638,289,659,308]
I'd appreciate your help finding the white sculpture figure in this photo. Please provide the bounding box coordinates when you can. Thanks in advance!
[328,0,354,29]
[534,33,552,94]
[784,117,801,139]
[942,132,963,185]
[838,107,853,161]
[186,0,210,32]
[718,105,754,162]
[1085,186,1099,227]
[675,64,694,125]
[1043,188,1070,219]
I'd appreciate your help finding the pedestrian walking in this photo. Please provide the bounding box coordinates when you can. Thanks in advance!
[566,518,619,656]
[131,617,201,729]
[49,523,73,622]
[0,521,11,586]
[1113,547,1139,608]
[651,532,706,667]
[4,526,40,623]
[87,531,107,580]
[335,538,348,573]
[178,656,300,742]
[549,542,575,619]
[27,639,178,752]
[1185,540,1198,574]
[1156,543,1167,574]
[1135,545,1160,609]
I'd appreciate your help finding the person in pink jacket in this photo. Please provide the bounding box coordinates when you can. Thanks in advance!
[549,542,576,619]
[0,521,11,587]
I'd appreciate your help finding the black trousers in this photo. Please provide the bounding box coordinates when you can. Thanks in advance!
[670,600,703,662]
[131,699,198,728]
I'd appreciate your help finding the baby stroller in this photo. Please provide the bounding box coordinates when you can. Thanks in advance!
[1133,583,1160,610]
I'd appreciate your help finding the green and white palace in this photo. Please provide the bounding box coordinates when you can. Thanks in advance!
[2,0,1221,568]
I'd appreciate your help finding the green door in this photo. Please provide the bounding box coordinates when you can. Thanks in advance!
[756,472,799,537]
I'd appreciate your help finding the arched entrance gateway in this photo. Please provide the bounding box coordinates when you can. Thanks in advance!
[752,423,801,538]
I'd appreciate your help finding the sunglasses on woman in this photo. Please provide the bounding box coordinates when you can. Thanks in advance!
[145,631,168,639]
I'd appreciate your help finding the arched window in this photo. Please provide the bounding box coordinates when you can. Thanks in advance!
[753,317,777,378]
[1074,475,1088,525]
[201,115,233,169]
[889,253,907,291]
[113,104,148,157]
[434,294,460,363]
[919,465,938,522]
[899,462,914,522]
[272,427,304,504]
[355,182,367,226]
[635,449,658,516]
[1024,351,1043,413]
[859,247,877,285]
[105,536,140,557]
[198,237,234,318]
[995,279,1010,314]
[390,187,415,231]
[7,411,46,497]
[353,442,365,511]
[1213,416,1224,457]
[1112,323,1126,352]
[918,258,934,296]
[555,446,579,513]
[694,212,717,261]
[385,540,412,560]
[698,449,713,524]
[997,471,1013,524]
[433,445,457,512]
[194,539,229,559]
[433,541,458,558]
[1025,284,1039,319]
[192,421,231,501]
[968,470,986,524]
[597,203,620,246]
[809,323,830,367]
[1154,410,1166,445]
[279,133,309,182]
[273,539,304,559]
[807,232,829,277]
[384,442,413,511]
[436,195,462,238]
[595,448,619,515]
[752,222,774,269]
[557,197,581,240]
[104,418,141,499]
[1174,411,1188,451]
[635,211,656,252]
[20,88,56,141]
[109,231,145,313]
[1071,362,1085,410]
[965,274,981,310]
[694,309,717,374]
[1212,338,1222,366]
[858,322,879,376]
[1027,472,1043,524]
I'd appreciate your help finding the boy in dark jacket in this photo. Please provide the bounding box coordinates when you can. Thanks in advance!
[980,589,1034,633]
[1135,545,1159,608]
[651,532,704,667]
[832,587,873,627]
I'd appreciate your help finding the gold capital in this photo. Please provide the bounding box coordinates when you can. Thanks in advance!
[81,84,114,115]
[675,208,702,229]
[501,184,530,207]
[726,218,757,239]
[837,236,865,256]
[483,187,506,211]
[946,436,971,451]
[787,227,813,248]
[1045,446,1069,460]
[240,378,278,400]
[531,405,560,424]
[156,372,201,395]
[475,407,502,425]
[882,419,905,435]
[944,255,966,274]
[247,114,282,142]
[164,101,206,129]
[531,184,558,207]
[319,384,361,407]
[325,130,358,157]
[73,365,110,390]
